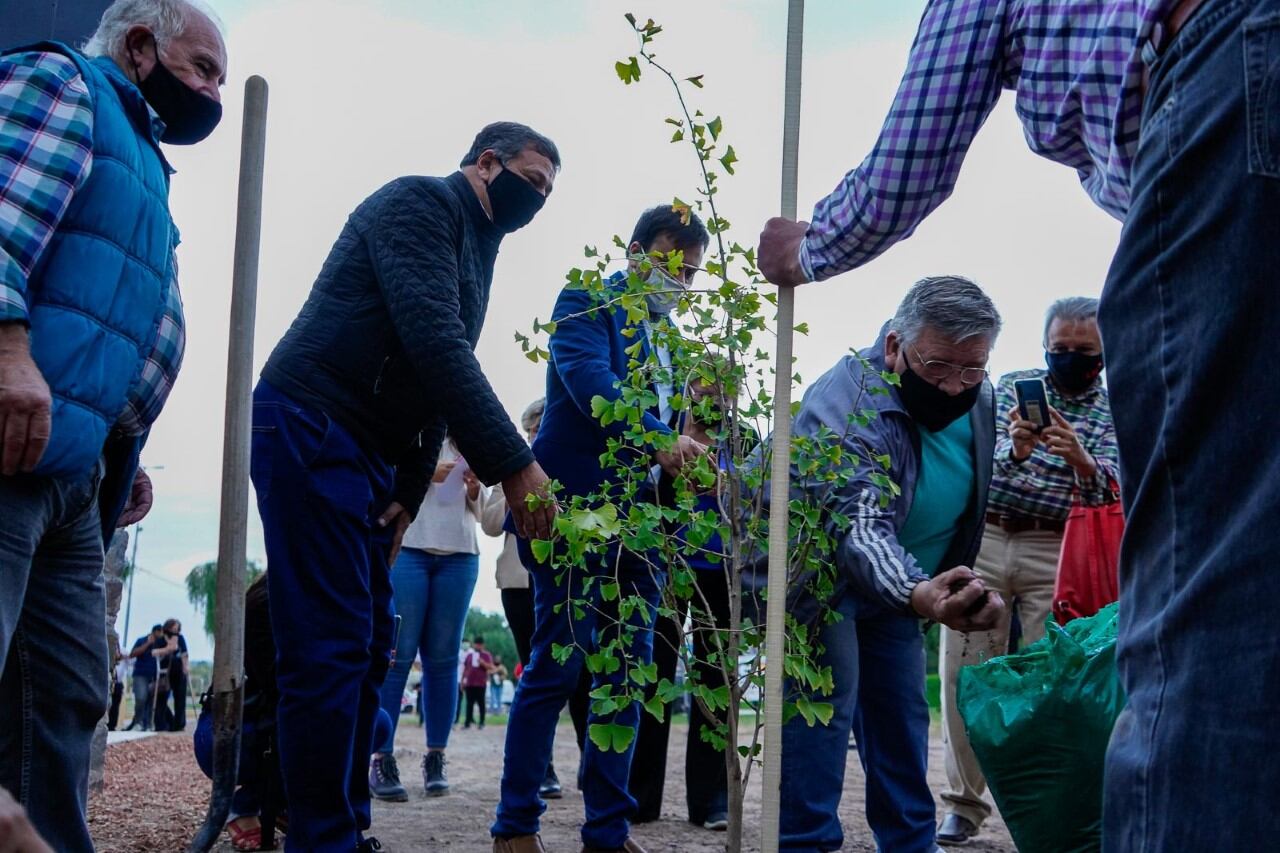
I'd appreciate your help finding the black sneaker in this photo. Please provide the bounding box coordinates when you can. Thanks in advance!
[356,837,382,852]
[703,812,728,832]
[368,754,408,802]
[423,751,449,796]
[539,764,563,800]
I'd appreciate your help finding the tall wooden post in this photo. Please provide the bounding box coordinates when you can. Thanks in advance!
[760,1,805,851]
[188,74,268,853]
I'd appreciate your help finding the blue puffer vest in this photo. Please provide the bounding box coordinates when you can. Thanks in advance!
[7,42,175,478]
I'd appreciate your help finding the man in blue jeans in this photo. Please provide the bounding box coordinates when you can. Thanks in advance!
[756,0,1277,847]
[491,206,711,853]
[778,278,1006,853]
[0,3,226,849]
[253,122,560,852]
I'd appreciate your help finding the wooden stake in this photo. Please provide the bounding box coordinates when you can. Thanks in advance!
[188,74,268,853]
[761,2,804,851]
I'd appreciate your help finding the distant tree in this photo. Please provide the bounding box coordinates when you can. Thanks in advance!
[462,608,518,670]
[186,559,264,641]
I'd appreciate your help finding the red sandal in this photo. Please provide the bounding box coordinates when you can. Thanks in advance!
[225,817,265,851]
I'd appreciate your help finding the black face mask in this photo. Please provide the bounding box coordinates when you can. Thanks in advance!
[897,363,982,432]
[486,167,545,232]
[134,42,222,144]
[1046,350,1103,394]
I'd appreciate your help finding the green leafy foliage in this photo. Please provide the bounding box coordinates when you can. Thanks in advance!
[506,14,898,848]
[185,559,263,641]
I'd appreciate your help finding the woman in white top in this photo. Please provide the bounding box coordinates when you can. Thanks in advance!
[370,438,483,800]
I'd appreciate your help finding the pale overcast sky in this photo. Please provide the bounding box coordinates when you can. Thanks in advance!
[123,0,1121,659]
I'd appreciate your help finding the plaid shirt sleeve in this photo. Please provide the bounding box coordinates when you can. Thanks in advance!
[799,0,1009,282]
[0,51,94,324]
[114,273,185,436]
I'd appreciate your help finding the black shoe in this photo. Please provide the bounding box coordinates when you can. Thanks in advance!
[423,751,449,796]
[703,812,728,832]
[368,754,408,802]
[937,814,979,846]
[356,838,382,852]
[539,764,563,800]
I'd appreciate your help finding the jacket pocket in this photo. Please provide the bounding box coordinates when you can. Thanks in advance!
[1246,12,1280,178]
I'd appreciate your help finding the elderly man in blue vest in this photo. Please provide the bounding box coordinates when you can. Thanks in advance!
[0,1,226,849]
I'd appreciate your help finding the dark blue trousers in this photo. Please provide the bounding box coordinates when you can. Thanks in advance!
[251,381,396,852]
[780,594,934,853]
[1100,1,1280,849]
[492,539,662,849]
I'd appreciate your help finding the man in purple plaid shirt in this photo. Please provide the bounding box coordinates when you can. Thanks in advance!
[0,1,225,849]
[759,0,1279,850]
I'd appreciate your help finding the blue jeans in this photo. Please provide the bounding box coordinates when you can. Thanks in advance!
[251,381,396,852]
[780,594,933,853]
[130,672,156,730]
[376,549,479,751]
[1100,0,1280,848]
[0,464,106,853]
[492,541,662,849]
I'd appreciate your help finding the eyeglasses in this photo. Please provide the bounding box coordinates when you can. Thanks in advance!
[910,345,989,387]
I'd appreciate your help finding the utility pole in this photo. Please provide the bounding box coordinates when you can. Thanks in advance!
[120,524,141,648]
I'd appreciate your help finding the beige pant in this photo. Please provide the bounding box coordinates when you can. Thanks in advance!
[939,522,1063,826]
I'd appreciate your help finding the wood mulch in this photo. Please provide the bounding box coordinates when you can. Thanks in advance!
[89,733,211,853]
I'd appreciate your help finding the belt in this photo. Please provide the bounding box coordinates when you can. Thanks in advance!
[985,512,1066,535]
[1142,0,1210,96]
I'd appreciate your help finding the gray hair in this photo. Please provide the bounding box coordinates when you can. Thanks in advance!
[460,122,562,170]
[1043,296,1100,346]
[82,0,222,64]
[520,398,546,434]
[891,275,1002,346]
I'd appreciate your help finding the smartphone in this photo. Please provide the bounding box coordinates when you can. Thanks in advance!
[1014,378,1052,430]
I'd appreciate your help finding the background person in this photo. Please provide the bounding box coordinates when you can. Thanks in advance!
[159,618,189,731]
[633,375,746,832]
[370,441,486,802]
[480,397,586,799]
[489,656,508,714]
[0,1,226,847]
[462,636,496,729]
[108,642,127,731]
[124,624,174,731]
[938,296,1118,845]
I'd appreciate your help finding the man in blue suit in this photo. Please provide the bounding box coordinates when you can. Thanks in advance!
[492,206,710,853]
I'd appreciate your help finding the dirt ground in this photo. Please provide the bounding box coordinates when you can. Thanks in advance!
[91,718,1014,852]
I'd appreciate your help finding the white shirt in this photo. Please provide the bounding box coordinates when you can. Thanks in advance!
[401,445,484,555]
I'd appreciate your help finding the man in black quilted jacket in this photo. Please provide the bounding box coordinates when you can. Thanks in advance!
[250,122,560,852]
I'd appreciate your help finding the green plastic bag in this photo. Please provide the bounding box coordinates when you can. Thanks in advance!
[956,603,1125,853]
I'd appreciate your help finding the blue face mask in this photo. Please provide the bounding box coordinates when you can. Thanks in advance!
[1046,350,1104,393]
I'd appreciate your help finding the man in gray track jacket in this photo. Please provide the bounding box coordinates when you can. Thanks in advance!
[778,276,1007,853]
